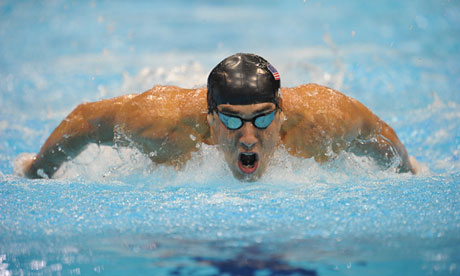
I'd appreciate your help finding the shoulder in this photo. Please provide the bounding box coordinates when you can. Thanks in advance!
[280,83,362,130]
[114,85,210,142]
[116,85,208,121]
[279,83,379,158]
[280,83,357,114]
[129,85,207,113]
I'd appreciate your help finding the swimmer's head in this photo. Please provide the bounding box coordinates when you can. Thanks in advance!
[207,53,281,113]
[207,53,282,181]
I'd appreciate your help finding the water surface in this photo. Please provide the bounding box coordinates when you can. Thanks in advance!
[1,0,459,275]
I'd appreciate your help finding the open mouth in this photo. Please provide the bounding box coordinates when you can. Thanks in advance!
[238,152,259,174]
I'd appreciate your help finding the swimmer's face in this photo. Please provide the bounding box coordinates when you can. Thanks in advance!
[207,103,281,181]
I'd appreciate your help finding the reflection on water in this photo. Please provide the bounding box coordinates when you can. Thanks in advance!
[3,234,458,275]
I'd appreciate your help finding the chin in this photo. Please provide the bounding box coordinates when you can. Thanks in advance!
[231,164,265,182]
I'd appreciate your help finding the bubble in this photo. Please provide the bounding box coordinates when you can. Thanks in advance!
[29,260,46,271]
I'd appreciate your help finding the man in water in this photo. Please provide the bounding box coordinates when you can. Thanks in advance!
[15,53,419,180]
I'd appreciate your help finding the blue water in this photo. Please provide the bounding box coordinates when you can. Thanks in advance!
[1,0,460,275]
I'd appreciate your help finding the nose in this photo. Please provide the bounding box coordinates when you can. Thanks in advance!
[239,122,258,150]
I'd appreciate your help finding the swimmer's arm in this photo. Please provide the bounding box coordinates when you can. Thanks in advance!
[351,107,416,173]
[20,96,129,179]
[280,84,418,174]
[18,86,211,179]
[334,93,418,174]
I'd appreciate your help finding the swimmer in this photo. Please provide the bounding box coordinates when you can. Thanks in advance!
[15,53,420,180]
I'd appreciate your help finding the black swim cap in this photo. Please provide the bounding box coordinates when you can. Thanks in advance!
[207,53,281,113]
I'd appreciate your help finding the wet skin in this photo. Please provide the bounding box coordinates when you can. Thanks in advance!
[16,84,419,179]
[207,103,281,181]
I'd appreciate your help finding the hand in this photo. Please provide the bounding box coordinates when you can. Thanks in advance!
[13,153,36,178]
[409,156,421,174]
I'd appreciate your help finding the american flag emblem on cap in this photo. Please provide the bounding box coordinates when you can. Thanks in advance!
[267,64,280,80]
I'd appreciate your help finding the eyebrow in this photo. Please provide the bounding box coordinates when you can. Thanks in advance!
[219,105,275,117]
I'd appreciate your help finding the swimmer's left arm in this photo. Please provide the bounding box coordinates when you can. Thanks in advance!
[348,99,417,173]
[280,84,419,174]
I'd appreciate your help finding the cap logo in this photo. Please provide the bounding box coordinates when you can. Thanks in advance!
[267,64,280,80]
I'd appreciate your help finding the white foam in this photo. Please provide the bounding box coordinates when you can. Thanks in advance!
[51,143,232,185]
[50,141,412,186]
[13,153,35,178]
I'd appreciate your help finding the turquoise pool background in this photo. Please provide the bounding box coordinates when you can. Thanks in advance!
[1,0,459,275]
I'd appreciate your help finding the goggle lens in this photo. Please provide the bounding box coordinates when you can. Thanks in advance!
[218,113,243,130]
[254,111,275,129]
[218,110,276,130]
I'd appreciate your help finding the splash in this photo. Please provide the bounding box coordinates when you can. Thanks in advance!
[47,140,420,186]
[51,143,233,185]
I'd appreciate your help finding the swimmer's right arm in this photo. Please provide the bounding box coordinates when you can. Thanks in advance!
[17,86,211,179]
[18,95,131,179]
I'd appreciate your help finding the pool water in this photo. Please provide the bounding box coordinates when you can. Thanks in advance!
[1,0,459,275]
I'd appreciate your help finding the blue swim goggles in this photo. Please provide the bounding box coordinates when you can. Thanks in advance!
[217,110,277,130]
